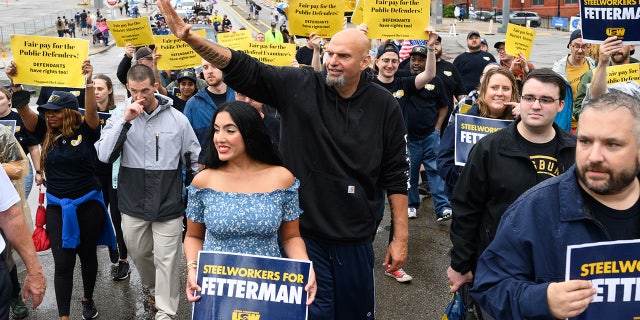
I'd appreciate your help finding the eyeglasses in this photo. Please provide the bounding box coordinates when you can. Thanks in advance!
[497,48,505,53]
[380,58,399,64]
[521,95,560,106]
[571,44,591,51]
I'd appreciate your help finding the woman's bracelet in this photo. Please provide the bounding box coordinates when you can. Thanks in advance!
[186,260,198,271]
[35,170,42,174]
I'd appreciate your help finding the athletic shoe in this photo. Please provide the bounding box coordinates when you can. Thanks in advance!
[418,181,431,196]
[108,246,119,264]
[10,295,29,319]
[113,261,130,281]
[385,268,413,283]
[437,208,453,222]
[408,207,417,219]
[81,299,99,319]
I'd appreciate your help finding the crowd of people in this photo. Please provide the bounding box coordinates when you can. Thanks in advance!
[2,0,640,319]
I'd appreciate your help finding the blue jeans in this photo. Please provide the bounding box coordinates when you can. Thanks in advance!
[408,131,450,216]
[24,161,33,198]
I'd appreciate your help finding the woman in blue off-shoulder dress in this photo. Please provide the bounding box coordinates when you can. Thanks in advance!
[184,101,316,305]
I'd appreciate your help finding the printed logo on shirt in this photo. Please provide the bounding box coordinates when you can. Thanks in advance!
[70,134,83,147]
[483,57,490,61]
[443,71,452,77]
[530,155,560,177]
[392,90,405,99]
[424,84,435,91]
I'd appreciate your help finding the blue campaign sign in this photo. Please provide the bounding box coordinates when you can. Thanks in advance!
[566,239,640,318]
[193,251,311,320]
[0,120,17,135]
[78,108,112,131]
[571,16,581,30]
[453,114,511,166]
[580,0,640,44]
[552,17,568,28]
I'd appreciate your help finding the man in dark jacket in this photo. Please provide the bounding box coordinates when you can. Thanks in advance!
[158,1,410,318]
[471,92,640,319]
[447,69,577,318]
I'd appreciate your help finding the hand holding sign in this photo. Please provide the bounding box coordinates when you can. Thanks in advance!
[546,280,595,319]
[598,36,624,66]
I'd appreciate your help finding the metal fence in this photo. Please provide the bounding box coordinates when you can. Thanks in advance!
[0,9,79,45]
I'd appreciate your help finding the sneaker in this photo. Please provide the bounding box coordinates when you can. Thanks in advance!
[418,181,431,196]
[108,246,119,264]
[408,207,417,219]
[10,295,29,319]
[81,299,99,319]
[113,261,130,281]
[437,208,453,222]
[385,267,413,283]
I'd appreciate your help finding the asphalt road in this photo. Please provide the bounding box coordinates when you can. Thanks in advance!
[1,0,582,318]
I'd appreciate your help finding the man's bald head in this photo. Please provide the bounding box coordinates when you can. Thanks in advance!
[332,28,370,57]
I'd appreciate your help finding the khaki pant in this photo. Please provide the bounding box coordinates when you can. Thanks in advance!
[122,214,183,320]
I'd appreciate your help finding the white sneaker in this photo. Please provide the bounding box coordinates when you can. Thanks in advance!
[385,267,413,283]
[408,207,417,219]
[437,208,453,222]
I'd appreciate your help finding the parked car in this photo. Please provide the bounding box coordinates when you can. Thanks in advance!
[495,11,541,27]
[472,10,494,21]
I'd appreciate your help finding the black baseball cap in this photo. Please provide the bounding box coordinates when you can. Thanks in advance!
[37,91,79,112]
[376,43,399,59]
[467,30,481,39]
[410,45,428,57]
[494,40,505,49]
[567,29,582,48]
[176,68,197,83]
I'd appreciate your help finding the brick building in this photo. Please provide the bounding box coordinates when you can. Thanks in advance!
[447,0,579,17]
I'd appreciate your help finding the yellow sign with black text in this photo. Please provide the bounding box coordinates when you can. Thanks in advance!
[10,35,88,88]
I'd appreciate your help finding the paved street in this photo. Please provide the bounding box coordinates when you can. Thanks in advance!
[1,0,581,318]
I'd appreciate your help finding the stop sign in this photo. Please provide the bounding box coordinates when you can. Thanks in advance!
[107,0,117,5]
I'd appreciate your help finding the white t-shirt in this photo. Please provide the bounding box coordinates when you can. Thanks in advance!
[0,169,20,253]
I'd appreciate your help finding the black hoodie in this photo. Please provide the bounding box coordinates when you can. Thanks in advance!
[222,50,409,244]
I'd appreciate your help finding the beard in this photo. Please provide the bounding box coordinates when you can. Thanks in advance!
[611,52,629,64]
[577,160,639,195]
[326,74,345,88]
[435,50,442,60]
[468,43,481,51]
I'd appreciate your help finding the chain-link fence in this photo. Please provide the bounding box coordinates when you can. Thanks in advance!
[0,9,79,45]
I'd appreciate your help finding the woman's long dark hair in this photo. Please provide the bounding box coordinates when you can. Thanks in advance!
[201,101,282,169]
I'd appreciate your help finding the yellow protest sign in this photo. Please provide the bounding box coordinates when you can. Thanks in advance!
[505,23,536,60]
[351,0,365,25]
[108,17,155,47]
[237,42,296,66]
[364,0,430,40]
[606,63,640,84]
[154,29,206,70]
[288,0,345,38]
[217,30,252,50]
[11,35,88,88]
